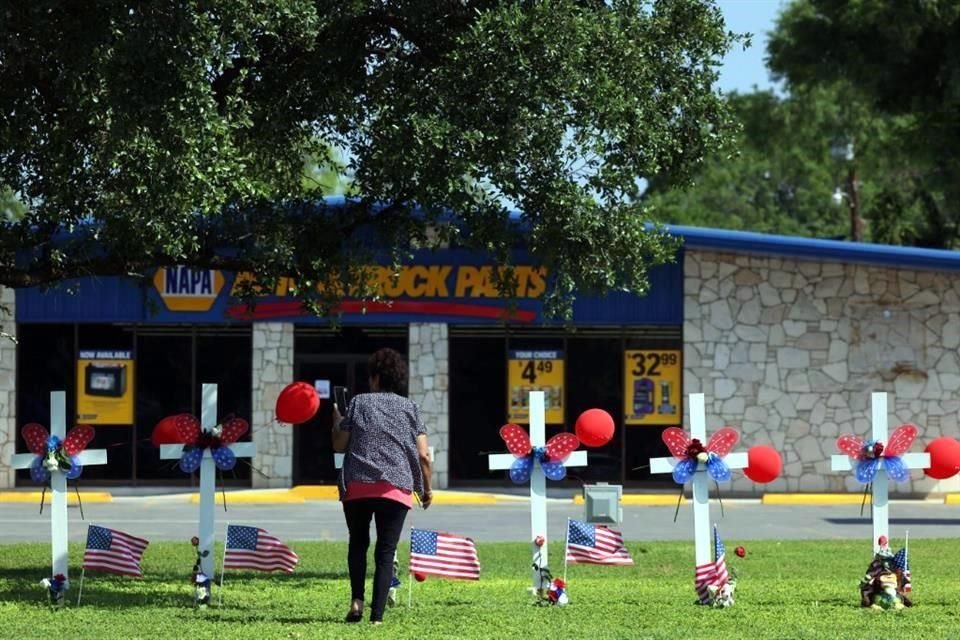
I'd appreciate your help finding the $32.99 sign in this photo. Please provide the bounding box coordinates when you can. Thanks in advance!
[623,349,681,425]
[507,350,564,424]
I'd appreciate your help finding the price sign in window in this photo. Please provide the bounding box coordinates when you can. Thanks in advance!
[507,350,564,424]
[624,350,682,425]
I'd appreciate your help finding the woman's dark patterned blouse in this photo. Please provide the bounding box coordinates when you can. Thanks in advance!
[339,392,427,496]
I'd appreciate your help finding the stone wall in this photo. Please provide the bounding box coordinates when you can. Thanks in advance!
[685,250,960,495]
[408,323,449,489]
[0,288,15,489]
[251,322,294,488]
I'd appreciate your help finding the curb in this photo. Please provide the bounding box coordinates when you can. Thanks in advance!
[573,494,687,506]
[291,485,340,500]
[3,489,939,507]
[189,491,305,505]
[291,486,500,504]
[0,491,113,504]
[0,487,502,505]
[762,493,871,505]
[943,494,960,505]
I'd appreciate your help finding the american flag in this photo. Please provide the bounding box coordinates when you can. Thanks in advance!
[695,525,729,604]
[224,525,299,573]
[409,529,480,580]
[893,546,911,592]
[564,519,634,565]
[82,524,149,578]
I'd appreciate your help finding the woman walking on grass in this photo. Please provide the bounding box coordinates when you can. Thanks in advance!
[332,347,433,625]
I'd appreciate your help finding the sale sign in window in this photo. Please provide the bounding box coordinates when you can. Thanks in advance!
[624,350,682,425]
[507,350,564,425]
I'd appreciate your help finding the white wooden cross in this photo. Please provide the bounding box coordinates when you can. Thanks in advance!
[160,383,256,579]
[648,393,749,569]
[830,392,930,551]
[8,391,108,581]
[487,391,588,591]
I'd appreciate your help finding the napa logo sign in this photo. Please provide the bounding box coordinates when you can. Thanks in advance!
[152,266,225,312]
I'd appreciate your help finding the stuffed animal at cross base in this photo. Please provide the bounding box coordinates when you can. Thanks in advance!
[859,536,912,610]
[706,579,736,608]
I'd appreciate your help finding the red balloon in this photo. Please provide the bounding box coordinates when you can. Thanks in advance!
[575,409,615,448]
[744,445,782,483]
[924,437,960,479]
[151,414,187,448]
[276,382,320,424]
[414,572,427,582]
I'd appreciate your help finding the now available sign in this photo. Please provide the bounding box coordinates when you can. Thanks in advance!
[76,350,135,425]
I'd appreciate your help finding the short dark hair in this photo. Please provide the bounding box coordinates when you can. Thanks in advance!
[368,347,408,393]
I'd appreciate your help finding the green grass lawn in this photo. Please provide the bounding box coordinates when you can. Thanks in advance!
[0,538,956,639]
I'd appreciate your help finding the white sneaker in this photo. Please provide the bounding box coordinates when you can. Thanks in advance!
[387,552,400,607]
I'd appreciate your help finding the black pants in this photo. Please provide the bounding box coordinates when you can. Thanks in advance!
[343,498,409,622]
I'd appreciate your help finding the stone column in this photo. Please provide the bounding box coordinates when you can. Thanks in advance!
[408,323,449,489]
[0,287,15,489]
[251,322,294,488]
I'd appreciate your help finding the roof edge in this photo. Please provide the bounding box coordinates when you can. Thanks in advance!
[665,225,960,272]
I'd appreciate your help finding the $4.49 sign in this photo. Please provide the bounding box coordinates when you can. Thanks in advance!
[507,350,564,424]
[624,349,682,425]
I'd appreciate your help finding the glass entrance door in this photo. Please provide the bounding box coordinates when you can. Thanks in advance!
[292,356,369,484]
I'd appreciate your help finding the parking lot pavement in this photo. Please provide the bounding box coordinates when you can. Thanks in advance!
[1,498,957,543]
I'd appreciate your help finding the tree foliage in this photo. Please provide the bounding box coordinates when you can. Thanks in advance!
[0,1,743,317]
[0,188,25,222]
[302,146,354,197]
[644,85,919,242]
[766,0,960,248]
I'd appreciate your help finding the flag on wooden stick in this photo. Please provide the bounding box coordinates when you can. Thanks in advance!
[83,524,149,578]
[409,528,480,580]
[695,524,729,604]
[224,525,298,573]
[564,519,634,566]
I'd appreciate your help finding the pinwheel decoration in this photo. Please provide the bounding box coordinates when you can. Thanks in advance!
[837,424,917,484]
[662,426,740,484]
[499,423,581,483]
[21,423,95,483]
[173,413,249,473]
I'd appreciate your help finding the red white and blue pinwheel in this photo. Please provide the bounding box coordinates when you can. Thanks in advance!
[21,422,94,483]
[661,426,740,484]
[837,424,917,484]
[173,414,248,473]
[499,423,580,483]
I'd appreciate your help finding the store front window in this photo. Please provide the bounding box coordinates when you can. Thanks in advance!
[16,324,252,486]
[448,328,681,486]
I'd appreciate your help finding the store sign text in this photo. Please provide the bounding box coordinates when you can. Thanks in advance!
[153,266,225,311]
[231,265,547,300]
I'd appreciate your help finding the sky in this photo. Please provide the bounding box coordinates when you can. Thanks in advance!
[714,0,791,94]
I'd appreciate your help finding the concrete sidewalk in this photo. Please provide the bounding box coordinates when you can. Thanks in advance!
[0,486,956,505]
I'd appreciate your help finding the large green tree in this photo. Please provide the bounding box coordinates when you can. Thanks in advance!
[767,0,960,248]
[644,85,917,242]
[0,0,743,317]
